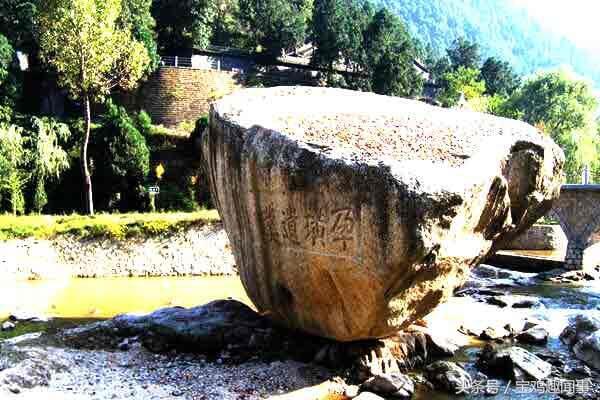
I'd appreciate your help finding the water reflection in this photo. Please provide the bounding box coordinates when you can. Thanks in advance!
[0,277,252,320]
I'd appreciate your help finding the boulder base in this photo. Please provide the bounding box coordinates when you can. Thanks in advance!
[201,87,563,341]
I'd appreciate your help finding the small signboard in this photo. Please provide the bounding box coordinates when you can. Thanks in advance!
[148,186,160,194]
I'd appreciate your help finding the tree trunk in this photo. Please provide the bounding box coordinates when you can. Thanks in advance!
[81,94,94,215]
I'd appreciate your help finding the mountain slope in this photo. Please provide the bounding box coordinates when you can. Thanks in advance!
[374,0,600,87]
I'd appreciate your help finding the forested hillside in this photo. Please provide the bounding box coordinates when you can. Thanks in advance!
[375,0,600,87]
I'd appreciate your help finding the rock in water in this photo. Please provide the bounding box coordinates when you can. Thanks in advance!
[201,87,564,341]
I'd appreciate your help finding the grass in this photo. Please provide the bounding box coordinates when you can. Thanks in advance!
[0,210,220,241]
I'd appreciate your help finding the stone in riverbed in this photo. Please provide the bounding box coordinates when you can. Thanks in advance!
[359,373,414,399]
[517,326,549,345]
[201,86,564,341]
[560,315,600,347]
[573,331,600,371]
[561,315,600,371]
[424,361,471,395]
[477,345,552,381]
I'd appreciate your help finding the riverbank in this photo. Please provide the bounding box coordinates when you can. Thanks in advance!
[1,264,599,400]
[0,220,236,280]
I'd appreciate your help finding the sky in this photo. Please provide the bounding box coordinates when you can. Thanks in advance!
[509,0,600,54]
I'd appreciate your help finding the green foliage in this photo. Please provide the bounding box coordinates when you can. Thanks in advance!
[0,210,220,240]
[155,181,198,212]
[120,0,160,73]
[312,0,421,96]
[438,67,486,107]
[374,0,600,88]
[135,109,153,137]
[91,101,150,211]
[0,124,28,215]
[447,37,480,70]
[480,57,520,96]
[362,8,422,97]
[0,0,38,52]
[38,0,151,102]
[312,0,375,74]
[0,34,20,124]
[501,70,599,182]
[27,117,71,213]
[152,0,215,52]
[238,0,308,57]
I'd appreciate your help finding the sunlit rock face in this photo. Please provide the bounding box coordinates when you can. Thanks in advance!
[201,87,564,341]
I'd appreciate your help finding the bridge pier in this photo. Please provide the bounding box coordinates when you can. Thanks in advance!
[564,240,586,270]
[550,185,600,271]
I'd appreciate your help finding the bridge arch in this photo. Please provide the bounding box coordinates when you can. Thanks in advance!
[549,184,600,270]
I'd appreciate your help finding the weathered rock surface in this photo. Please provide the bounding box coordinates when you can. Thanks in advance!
[516,326,549,345]
[477,345,552,381]
[424,361,471,394]
[359,373,414,399]
[201,86,564,340]
[561,315,600,370]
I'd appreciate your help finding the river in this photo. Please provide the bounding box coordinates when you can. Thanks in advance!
[1,267,599,399]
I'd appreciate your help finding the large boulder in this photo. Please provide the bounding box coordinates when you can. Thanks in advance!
[201,87,563,341]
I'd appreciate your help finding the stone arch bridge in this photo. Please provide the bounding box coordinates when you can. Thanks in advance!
[549,184,600,270]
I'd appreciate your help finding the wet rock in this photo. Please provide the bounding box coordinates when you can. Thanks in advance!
[1,321,15,331]
[479,327,511,340]
[360,373,414,399]
[348,328,459,380]
[560,315,600,347]
[61,300,274,355]
[202,86,563,341]
[118,338,131,351]
[424,361,471,394]
[517,326,549,345]
[486,295,541,308]
[573,331,600,370]
[477,344,552,381]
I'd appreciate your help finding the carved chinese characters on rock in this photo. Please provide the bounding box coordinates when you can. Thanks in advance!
[261,202,358,259]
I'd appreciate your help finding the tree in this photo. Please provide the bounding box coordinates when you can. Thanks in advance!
[27,117,70,213]
[0,34,20,123]
[502,70,598,182]
[152,0,215,53]
[362,8,422,97]
[480,57,520,96]
[312,0,359,69]
[38,0,150,215]
[0,0,38,53]
[438,66,485,107]
[91,101,150,211]
[447,37,480,70]
[238,0,308,57]
[0,124,28,215]
[120,0,160,73]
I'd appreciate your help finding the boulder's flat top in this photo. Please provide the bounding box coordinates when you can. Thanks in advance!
[214,86,544,167]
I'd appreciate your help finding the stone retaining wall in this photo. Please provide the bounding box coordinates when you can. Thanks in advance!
[503,224,566,251]
[127,68,244,126]
[0,224,236,280]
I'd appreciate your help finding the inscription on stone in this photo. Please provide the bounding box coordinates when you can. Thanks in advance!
[261,202,359,259]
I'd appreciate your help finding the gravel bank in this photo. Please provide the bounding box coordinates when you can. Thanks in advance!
[0,223,236,280]
[0,342,334,400]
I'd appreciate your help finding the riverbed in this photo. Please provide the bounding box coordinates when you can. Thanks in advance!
[1,265,599,399]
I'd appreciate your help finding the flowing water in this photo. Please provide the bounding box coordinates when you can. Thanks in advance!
[1,270,599,399]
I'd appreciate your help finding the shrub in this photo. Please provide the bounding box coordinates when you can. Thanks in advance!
[90,100,150,212]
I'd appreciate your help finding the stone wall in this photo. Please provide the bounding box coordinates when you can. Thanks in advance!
[503,224,567,251]
[131,68,244,126]
[0,224,235,280]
